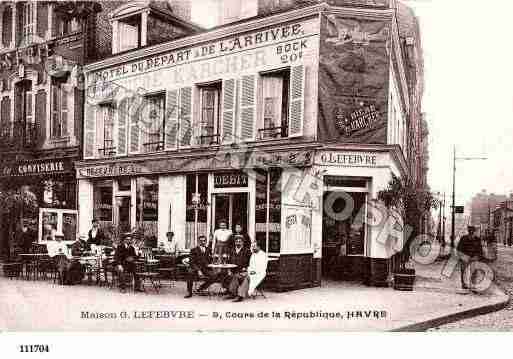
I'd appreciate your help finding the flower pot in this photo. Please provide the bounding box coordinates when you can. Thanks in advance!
[393,269,416,291]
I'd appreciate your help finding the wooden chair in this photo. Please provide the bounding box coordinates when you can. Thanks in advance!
[134,261,161,293]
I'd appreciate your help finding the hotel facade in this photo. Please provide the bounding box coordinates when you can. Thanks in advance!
[75,0,423,290]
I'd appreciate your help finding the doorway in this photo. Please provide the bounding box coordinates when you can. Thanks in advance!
[116,196,132,233]
[212,193,248,234]
[321,191,367,279]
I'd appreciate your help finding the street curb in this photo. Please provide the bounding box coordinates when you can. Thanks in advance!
[391,290,510,332]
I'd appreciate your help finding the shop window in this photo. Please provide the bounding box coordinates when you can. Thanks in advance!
[254,168,281,253]
[96,103,115,157]
[198,83,221,145]
[136,177,158,243]
[118,15,141,53]
[93,180,113,225]
[40,209,78,242]
[51,77,69,139]
[41,211,58,241]
[22,2,36,40]
[186,174,208,249]
[259,70,289,139]
[42,179,75,209]
[141,93,165,153]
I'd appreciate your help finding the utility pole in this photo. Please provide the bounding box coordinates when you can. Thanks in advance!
[451,146,456,249]
[442,192,446,244]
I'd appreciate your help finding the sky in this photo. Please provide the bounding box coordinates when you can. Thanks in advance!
[192,0,513,206]
[404,0,513,206]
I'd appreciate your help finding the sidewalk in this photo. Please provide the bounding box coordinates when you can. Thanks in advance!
[0,260,508,332]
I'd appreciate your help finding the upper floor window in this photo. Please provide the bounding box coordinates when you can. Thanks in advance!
[51,78,69,139]
[199,83,221,145]
[2,6,13,48]
[59,17,80,37]
[97,103,115,158]
[118,15,141,53]
[22,2,36,40]
[141,93,165,153]
[259,69,289,139]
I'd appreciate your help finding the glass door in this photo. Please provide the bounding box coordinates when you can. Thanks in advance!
[117,196,131,233]
[212,193,248,234]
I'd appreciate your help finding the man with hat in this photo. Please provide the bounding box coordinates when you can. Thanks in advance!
[88,218,106,246]
[114,233,143,292]
[71,234,91,257]
[457,225,484,290]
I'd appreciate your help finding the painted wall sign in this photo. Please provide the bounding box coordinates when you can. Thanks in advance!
[317,14,390,144]
[89,22,313,84]
[0,159,73,177]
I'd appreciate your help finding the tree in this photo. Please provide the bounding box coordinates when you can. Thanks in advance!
[378,173,438,269]
[0,186,39,259]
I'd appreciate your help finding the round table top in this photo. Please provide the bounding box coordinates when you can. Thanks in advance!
[208,263,237,269]
[19,253,48,256]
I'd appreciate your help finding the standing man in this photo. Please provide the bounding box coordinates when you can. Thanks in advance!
[114,234,143,292]
[18,221,36,254]
[212,220,232,256]
[184,235,217,298]
[457,225,484,290]
[161,231,179,255]
[88,218,105,246]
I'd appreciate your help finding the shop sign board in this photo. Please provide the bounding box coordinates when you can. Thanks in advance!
[316,151,386,167]
[214,172,249,188]
[0,158,74,177]
[77,149,314,179]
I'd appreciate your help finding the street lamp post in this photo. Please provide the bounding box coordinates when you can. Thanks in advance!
[450,145,487,250]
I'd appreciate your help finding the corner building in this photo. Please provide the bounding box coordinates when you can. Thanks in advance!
[77,0,421,290]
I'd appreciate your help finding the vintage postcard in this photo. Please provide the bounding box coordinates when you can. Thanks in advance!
[0,0,511,340]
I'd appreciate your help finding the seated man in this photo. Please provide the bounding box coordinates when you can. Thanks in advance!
[71,235,91,257]
[228,242,267,302]
[114,234,143,292]
[222,235,251,293]
[184,235,219,298]
[161,231,179,256]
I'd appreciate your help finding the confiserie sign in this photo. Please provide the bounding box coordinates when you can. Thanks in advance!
[0,159,73,177]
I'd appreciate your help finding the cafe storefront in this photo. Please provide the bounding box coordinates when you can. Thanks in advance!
[0,157,78,254]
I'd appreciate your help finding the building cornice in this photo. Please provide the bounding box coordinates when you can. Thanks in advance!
[84,2,395,74]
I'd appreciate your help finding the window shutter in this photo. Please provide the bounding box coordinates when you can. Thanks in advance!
[61,84,71,136]
[117,98,128,156]
[165,89,178,150]
[51,83,59,137]
[288,65,305,138]
[26,90,33,124]
[84,103,95,158]
[240,74,257,141]
[129,95,141,154]
[221,78,236,144]
[179,86,192,148]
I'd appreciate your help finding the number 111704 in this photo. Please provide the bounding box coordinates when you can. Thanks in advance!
[19,345,50,353]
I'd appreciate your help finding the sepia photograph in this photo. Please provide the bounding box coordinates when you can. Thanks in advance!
[0,0,512,350]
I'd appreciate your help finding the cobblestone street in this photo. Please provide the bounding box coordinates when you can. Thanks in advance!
[431,245,513,331]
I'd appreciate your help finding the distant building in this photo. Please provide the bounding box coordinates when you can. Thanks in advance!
[492,199,513,246]
[470,190,507,236]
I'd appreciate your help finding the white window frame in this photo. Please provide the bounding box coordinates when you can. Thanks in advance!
[259,68,290,140]
[51,79,69,139]
[198,83,221,145]
[22,2,36,40]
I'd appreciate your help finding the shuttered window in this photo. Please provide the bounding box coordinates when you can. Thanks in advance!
[117,97,129,156]
[22,2,36,40]
[221,78,236,144]
[129,93,143,154]
[141,93,165,153]
[259,69,289,139]
[199,83,221,145]
[51,78,68,138]
[165,89,179,150]
[288,65,305,137]
[84,104,95,158]
[240,74,257,141]
[179,87,193,147]
[97,104,115,158]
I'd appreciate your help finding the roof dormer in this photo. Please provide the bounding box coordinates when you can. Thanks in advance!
[110,0,202,55]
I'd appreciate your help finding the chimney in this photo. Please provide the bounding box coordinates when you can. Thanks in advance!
[168,0,192,22]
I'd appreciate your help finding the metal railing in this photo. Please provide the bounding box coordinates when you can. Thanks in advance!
[258,126,287,140]
[0,121,39,150]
